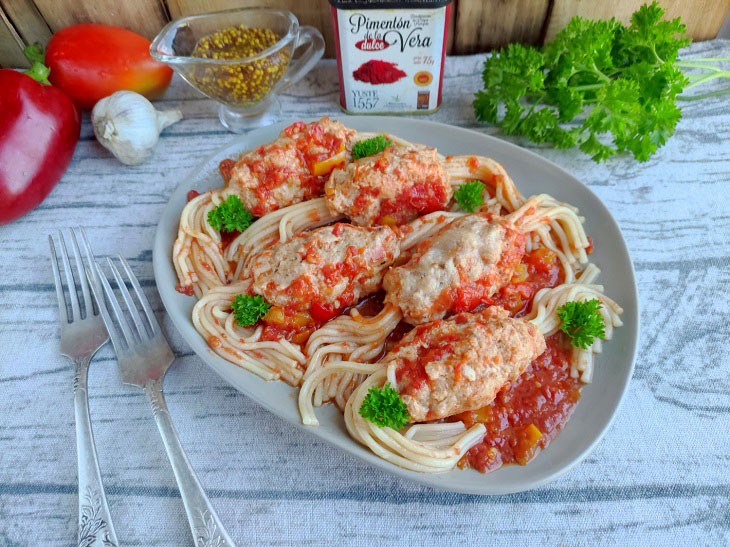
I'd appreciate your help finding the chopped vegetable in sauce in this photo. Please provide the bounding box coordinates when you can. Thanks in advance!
[352,135,392,160]
[557,299,606,349]
[207,195,254,233]
[231,294,270,327]
[359,382,410,429]
[454,180,485,213]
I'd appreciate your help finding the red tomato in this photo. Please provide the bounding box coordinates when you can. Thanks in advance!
[310,302,341,322]
[46,24,173,109]
[0,69,80,224]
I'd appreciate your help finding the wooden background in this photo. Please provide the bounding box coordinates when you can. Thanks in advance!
[1,0,729,68]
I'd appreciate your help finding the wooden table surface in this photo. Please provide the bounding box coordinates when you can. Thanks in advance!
[1,40,729,546]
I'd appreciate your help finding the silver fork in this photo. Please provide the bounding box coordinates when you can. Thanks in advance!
[79,239,235,546]
[49,231,119,547]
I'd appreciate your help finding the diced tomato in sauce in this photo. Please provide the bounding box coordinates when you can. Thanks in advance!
[491,248,564,317]
[310,302,343,322]
[219,159,235,183]
[186,190,200,202]
[284,120,345,172]
[450,333,580,472]
[219,229,240,249]
[175,284,195,296]
[391,323,455,400]
[284,121,306,137]
[376,181,450,225]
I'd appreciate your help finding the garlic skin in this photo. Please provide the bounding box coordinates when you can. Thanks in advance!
[91,91,182,165]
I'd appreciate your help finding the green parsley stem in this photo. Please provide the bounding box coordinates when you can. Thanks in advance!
[678,57,730,63]
[678,86,730,102]
[677,62,727,72]
[571,84,604,92]
[683,71,730,89]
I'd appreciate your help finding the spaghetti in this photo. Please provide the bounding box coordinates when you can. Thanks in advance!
[172,118,623,474]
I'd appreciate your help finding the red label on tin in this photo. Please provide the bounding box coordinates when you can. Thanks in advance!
[355,38,389,51]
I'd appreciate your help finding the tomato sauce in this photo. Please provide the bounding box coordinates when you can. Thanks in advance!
[491,247,565,317]
[394,326,458,402]
[451,333,580,472]
[377,180,450,225]
[175,284,195,296]
[219,159,235,183]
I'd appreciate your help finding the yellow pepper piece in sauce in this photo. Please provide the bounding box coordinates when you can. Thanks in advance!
[311,146,346,176]
[524,423,542,445]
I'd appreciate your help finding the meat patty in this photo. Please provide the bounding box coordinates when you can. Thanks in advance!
[325,142,451,226]
[386,307,545,422]
[227,118,357,216]
[383,213,525,325]
[248,223,400,318]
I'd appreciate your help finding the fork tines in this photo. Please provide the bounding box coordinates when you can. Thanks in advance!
[49,229,95,324]
[87,255,163,354]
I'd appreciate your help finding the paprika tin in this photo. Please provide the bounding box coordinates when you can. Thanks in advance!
[329,0,452,115]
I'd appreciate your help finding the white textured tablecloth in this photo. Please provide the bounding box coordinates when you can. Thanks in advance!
[1,41,729,546]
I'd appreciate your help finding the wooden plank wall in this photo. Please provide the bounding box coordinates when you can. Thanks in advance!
[1,0,729,67]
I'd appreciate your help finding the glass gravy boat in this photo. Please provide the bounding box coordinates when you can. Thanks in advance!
[151,8,324,132]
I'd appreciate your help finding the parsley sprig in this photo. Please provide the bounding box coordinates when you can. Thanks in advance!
[557,299,606,349]
[359,383,410,429]
[231,294,270,327]
[454,180,485,212]
[474,2,730,162]
[208,195,254,233]
[352,135,392,160]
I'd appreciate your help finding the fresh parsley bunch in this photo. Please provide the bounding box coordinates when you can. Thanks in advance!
[557,299,606,349]
[474,2,730,162]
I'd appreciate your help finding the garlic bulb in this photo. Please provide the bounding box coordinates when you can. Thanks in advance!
[91,91,182,165]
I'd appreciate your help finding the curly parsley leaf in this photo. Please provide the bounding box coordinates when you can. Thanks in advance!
[557,299,606,349]
[359,382,410,429]
[207,195,254,233]
[231,294,270,327]
[352,135,392,160]
[473,2,727,162]
[454,180,485,213]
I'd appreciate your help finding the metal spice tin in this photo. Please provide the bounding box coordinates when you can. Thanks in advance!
[329,0,453,115]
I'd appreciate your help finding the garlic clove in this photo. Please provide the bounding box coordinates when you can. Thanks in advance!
[157,109,183,132]
[91,90,183,166]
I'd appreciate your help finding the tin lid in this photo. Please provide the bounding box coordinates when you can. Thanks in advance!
[329,0,452,9]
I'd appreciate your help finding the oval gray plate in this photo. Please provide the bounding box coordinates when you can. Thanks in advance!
[153,117,639,495]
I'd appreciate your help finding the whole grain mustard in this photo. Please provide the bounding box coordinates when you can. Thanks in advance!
[191,25,290,107]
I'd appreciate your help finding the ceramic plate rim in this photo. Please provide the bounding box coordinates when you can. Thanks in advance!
[153,116,639,495]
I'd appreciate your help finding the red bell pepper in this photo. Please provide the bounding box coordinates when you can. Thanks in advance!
[0,46,80,225]
[46,24,173,110]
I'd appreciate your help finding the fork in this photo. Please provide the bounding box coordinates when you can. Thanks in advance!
[80,240,235,546]
[49,231,119,547]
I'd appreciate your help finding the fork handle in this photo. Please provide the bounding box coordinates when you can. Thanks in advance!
[143,379,235,547]
[73,357,119,547]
